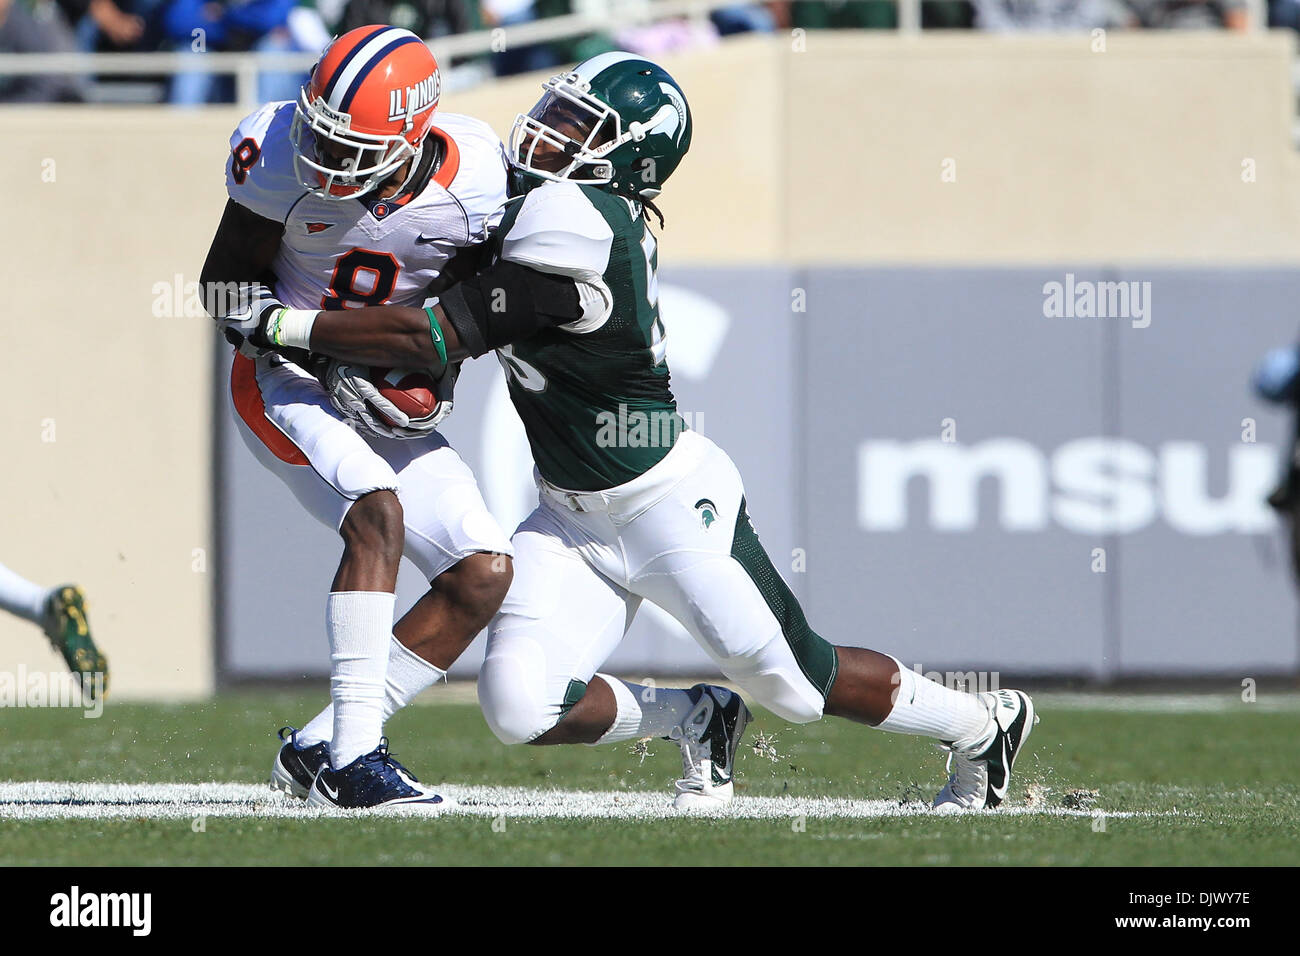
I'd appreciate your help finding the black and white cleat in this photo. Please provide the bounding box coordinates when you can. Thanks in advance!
[933,689,1037,813]
[671,684,752,810]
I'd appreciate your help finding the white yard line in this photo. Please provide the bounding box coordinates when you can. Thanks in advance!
[0,782,1171,822]
[1030,693,1300,713]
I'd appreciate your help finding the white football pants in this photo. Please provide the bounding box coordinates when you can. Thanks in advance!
[478,430,835,744]
[231,352,511,579]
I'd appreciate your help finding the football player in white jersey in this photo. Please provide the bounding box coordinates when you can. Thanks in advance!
[220,54,1038,814]
[0,563,107,694]
[201,25,515,810]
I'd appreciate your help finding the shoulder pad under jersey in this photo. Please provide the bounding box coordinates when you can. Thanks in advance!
[500,181,614,282]
[430,112,510,242]
[225,101,307,223]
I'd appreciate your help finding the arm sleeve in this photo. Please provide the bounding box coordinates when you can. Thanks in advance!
[497,182,615,335]
[437,260,583,358]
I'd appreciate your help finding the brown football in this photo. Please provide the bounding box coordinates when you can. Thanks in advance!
[370,367,438,425]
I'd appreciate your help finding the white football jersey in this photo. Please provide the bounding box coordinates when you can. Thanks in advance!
[225,101,508,311]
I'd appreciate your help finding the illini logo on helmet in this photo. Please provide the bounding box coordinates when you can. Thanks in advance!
[389,73,441,124]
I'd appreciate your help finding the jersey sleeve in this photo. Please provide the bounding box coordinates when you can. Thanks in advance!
[225,101,305,224]
[500,183,615,335]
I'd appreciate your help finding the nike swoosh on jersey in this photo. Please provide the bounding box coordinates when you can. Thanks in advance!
[415,235,451,245]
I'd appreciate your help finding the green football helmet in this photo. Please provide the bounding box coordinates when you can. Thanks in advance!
[509,52,692,202]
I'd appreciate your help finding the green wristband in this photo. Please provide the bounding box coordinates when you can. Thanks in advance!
[425,307,448,373]
[263,307,287,346]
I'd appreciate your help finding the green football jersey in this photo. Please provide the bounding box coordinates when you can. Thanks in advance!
[492,181,685,491]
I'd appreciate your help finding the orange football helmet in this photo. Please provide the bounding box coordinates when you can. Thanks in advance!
[292,25,442,201]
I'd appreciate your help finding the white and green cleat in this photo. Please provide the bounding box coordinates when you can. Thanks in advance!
[671,684,752,810]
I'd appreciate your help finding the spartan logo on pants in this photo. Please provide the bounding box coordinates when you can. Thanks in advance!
[695,498,718,529]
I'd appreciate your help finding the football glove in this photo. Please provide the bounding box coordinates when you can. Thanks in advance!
[215,283,281,358]
[319,359,458,440]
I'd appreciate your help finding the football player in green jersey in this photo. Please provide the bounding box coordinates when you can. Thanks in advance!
[223,52,1036,811]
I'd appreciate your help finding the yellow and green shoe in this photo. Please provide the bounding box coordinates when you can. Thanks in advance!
[42,585,108,696]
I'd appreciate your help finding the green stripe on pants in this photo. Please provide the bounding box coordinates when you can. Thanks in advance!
[730,498,839,700]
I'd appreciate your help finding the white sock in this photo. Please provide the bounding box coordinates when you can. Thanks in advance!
[325,591,396,768]
[297,635,446,749]
[0,562,52,625]
[875,656,994,749]
[591,675,696,745]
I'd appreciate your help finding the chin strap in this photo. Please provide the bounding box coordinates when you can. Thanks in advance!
[386,142,425,197]
[425,134,444,178]
[386,135,442,201]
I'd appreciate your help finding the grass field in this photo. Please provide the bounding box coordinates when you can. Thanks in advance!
[2,688,1298,866]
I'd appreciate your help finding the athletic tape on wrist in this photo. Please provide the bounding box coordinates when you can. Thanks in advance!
[269,309,318,350]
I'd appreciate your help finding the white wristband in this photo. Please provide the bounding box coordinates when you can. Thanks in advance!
[267,308,319,350]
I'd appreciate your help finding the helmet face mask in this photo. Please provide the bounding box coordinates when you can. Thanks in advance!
[509,83,620,186]
[291,89,418,201]
[289,25,442,202]
[508,54,692,203]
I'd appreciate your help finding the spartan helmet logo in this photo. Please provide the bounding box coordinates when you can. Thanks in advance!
[654,82,688,146]
[695,498,718,529]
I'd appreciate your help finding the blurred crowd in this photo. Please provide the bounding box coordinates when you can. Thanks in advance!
[0,0,1280,104]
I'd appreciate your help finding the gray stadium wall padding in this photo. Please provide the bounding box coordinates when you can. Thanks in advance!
[216,267,1300,682]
